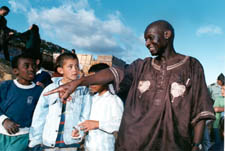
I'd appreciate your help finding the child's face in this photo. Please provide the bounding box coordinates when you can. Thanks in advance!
[59,59,79,83]
[14,58,36,83]
[221,86,225,97]
[88,72,105,94]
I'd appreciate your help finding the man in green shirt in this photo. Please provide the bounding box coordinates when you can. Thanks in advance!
[213,85,225,146]
[208,73,224,101]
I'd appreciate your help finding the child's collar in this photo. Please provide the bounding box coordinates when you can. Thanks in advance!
[13,79,35,89]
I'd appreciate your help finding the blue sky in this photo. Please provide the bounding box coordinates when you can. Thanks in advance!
[2,0,225,84]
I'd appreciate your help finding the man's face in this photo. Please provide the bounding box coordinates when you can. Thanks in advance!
[221,86,225,97]
[144,26,167,56]
[15,58,36,82]
[59,59,79,82]
[0,9,9,16]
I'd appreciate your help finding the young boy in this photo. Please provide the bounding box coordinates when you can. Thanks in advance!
[29,53,91,150]
[33,55,52,88]
[0,53,43,151]
[72,63,124,151]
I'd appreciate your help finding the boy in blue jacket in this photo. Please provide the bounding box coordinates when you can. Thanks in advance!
[29,53,91,151]
[0,53,43,151]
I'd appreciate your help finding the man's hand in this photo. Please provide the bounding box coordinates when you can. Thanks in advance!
[2,118,20,134]
[44,79,80,101]
[79,120,99,132]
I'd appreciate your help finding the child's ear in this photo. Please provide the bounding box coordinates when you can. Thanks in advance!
[57,67,64,75]
[12,68,19,75]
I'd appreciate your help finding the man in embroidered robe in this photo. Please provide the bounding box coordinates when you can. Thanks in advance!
[45,20,215,151]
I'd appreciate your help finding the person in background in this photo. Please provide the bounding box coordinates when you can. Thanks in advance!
[71,49,76,54]
[202,73,224,151]
[0,6,13,61]
[211,84,225,149]
[33,55,52,88]
[0,53,43,151]
[208,73,224,102]
[209,116,224,151]
[29,53,91,151]
[72,63,124,151]
[12,24,41,60]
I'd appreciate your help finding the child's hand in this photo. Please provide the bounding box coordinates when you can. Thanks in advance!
[79,120,99,132]
[72,127,80,138]
[3,118,20,134]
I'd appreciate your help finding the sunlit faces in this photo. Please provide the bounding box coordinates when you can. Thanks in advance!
[144,26,168,56]
[13,58,36,84]
[57,59,79,83]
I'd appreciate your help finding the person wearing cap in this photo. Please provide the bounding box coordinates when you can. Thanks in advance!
[208,73,225,102]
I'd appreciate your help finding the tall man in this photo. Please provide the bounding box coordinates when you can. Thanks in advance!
[45,20,215,151]
[0,6,12,61]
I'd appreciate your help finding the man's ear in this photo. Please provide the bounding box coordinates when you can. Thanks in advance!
[57,67,64,75]
[164,30,172,39]
[12,68,19,75]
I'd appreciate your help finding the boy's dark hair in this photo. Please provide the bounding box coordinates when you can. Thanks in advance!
[0,6,10,12]
[56,52,78,68]
[88,63,109,73]
[11,53,34,69]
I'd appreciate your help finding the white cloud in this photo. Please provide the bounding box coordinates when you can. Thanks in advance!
[10,0,143,62]
[8,0,30,13]
[196,25,223,36]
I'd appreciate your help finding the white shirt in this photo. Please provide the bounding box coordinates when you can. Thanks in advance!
[85,91,124,151]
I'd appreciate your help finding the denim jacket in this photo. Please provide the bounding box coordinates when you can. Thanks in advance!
[29,78,91,148]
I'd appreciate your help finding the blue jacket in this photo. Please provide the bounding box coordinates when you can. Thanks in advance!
[29,78,91,147]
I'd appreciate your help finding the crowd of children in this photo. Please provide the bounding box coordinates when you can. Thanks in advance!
[0,51,124,151]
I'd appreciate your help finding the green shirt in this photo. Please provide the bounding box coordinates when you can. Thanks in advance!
[208,83,222,101]
[213,96,224,128]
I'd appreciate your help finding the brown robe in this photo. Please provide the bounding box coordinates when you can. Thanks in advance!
[110,56,215,151]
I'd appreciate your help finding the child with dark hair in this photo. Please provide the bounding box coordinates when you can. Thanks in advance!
[33,55,52,88]
[72,63,124,151]
[0,53,43,151]
[29,52,91,151]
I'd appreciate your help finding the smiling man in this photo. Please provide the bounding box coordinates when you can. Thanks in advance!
[45,20,215,151]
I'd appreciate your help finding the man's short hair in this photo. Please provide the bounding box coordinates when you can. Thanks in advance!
[11,53,34,69]
[56,52,78,68]
[217,73,225,85]
[88,63,109,73]
[0,6,10,13]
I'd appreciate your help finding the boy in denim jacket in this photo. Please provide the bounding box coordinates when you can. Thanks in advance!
[29,53,91,151]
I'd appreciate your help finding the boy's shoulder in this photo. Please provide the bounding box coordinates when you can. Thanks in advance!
[100,91,122,103]
[0,80,13,90]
